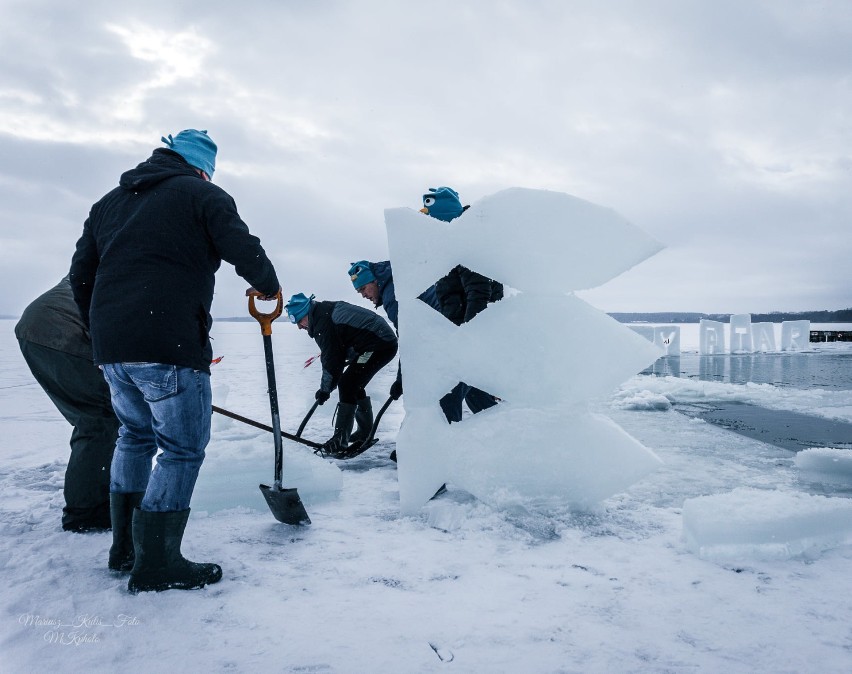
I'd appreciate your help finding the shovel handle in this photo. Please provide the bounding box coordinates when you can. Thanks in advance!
[249,290,283,336]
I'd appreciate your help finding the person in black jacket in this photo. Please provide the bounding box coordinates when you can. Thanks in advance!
[70,129,280,593]
[15,276,120,533]
[421,187,502,422]
[286,293,397,458]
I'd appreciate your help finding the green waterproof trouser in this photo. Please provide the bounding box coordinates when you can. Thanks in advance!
[18,339,120,529]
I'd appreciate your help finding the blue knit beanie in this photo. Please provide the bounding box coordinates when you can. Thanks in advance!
[422,186,463,222]
[161,129,217,178]
[286,293,315,323]
[348,261,376,289]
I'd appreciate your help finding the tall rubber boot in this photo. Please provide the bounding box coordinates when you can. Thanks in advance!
[108,492,144,572]
[349,397,373,445]
[128,508,222,593]
[321,402,357,458]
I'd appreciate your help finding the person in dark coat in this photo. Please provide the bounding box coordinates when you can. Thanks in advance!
[286,293,397,458]
[70,129,280,593]
[15,276,120,533]
[420,187,502,422]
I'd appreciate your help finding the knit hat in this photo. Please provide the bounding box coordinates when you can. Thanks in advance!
[286,293,315,323]
[422,186,463,222]
[161,129,217,178]
[348,261,376,289]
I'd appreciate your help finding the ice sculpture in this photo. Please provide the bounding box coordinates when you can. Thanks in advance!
[729,314,753,353]
[385,187,665,514]
[630,325,680,356]
[699,319,726,355]
[781,320,811,351]
[752,322,777,352]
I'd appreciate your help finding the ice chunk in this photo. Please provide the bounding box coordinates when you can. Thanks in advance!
[699,319,726,355]
[752,322,777,352]
[795,447,852,481]
[781,320,810,351]
[191,450,342,513]
[682,487,852,560]
[729,314,753,353]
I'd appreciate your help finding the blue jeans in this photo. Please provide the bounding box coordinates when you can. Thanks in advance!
[101,363,211,512]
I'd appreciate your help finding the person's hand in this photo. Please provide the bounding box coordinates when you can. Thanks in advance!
[389,379,403,400]
[246,286,281,301]
[315,389,330,405]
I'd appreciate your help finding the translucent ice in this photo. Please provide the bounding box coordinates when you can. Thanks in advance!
[752,322,777,352]
[630,325,680,356]
[699,319,726,355]
[729,314,753,353]
[781,320,811,351]
[682,487,852,560]
[386,188,664,514]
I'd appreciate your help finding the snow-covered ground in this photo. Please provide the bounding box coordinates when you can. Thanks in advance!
[2,319,852,673]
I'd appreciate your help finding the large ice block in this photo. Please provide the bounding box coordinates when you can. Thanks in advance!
[752,322,777,352]
[729,314,753,353]
[699,319,726,355]
[781,320,810,351]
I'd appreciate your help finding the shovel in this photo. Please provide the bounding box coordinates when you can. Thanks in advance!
[249,291,311,526]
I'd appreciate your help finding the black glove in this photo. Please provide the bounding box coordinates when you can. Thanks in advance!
[315,389,330,405]
[389,379,403,400]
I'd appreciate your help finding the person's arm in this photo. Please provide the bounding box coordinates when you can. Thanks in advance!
[459,266,493,323]
[202,189,280,296]
[68,215,99,327]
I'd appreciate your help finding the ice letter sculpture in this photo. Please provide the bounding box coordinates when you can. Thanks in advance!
[385,188,665,514]
[699,319,726,355]
[729,314,754,353]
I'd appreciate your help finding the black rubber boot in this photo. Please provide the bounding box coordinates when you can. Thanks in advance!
[108,492,144,572]
[321,402,357,458]
[349,397,373,445]
[127,508,222,593]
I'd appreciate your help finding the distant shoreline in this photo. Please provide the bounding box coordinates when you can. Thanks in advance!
[2,309,851,324]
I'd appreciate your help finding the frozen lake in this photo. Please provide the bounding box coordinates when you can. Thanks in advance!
[3,318,852,672]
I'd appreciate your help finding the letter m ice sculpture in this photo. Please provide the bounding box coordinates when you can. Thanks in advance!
[386,188,665,514]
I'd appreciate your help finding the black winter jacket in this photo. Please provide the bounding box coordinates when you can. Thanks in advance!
[69,149,279,373]
[434,265,503,326]
[307,300,397,393]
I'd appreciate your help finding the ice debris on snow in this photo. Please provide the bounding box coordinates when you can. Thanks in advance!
[794,447,852,480]
[682,487,852,561]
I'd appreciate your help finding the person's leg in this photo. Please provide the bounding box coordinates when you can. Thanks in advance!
[439,382,468,423]
[117,364,212,512]
[324,345,397,455]
[18,340,119,531]
[101,363,158,497]
[110,363,220,592]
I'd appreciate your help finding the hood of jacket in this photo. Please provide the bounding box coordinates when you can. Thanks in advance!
[119,148,201,192]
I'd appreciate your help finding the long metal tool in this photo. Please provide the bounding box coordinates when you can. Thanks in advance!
[249,291,311,525]
[212,404,322,450]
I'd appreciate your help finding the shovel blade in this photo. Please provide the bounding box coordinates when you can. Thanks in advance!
[259,484,311,525]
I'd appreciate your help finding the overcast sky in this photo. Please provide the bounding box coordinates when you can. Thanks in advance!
[2,0,850,318]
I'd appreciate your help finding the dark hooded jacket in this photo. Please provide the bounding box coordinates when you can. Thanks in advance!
[307,300,397,393]
[69,148,279,373]
[435,265,503,326]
